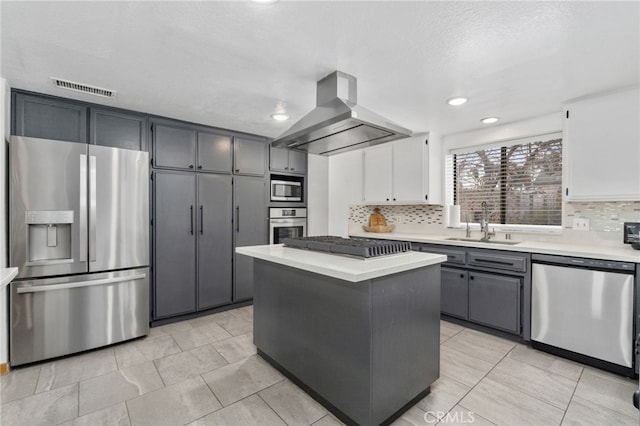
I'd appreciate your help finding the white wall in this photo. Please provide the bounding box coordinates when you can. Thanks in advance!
[306,154,328,235]
[327,150,363,236]
[1,78,9,366]
[442,112,562,152]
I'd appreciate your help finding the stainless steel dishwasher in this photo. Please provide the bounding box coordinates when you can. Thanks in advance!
[531,253,636,374]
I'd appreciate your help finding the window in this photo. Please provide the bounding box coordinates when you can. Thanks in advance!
[451,135,562,227]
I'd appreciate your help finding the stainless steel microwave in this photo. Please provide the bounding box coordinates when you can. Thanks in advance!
[271,180,302,202]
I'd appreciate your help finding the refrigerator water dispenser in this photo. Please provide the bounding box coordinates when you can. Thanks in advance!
[26,210,74,263]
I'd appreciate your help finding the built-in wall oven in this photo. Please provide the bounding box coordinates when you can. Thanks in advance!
[269,208,307,244]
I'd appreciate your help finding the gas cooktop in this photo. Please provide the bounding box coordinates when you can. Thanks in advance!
[281,236,412,258]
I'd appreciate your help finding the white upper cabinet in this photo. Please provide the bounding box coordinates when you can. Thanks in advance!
[363,143,393,203]
[363,133,439,204]
[563,87,640,201]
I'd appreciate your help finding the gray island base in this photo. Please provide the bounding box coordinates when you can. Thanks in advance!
[237,245,445,426]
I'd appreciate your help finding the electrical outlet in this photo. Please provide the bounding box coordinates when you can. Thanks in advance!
[573,218,590,231]
[388,215,401,224]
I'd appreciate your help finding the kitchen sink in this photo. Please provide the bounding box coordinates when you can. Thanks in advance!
[445,237,521,245]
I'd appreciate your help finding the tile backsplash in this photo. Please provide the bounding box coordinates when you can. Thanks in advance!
[350,205,444,226]
[349,201,640,247]
[564,201,640,232]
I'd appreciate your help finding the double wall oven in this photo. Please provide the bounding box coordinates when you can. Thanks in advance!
[269,208,307,244]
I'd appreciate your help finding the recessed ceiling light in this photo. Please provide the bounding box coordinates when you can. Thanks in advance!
[271,113,290,121]
[447,97,468,106]
[480,117,499,124]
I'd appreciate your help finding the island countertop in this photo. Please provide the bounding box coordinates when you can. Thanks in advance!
[235,244,447,282]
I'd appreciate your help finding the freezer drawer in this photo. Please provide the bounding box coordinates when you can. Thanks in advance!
[10,268,149,366]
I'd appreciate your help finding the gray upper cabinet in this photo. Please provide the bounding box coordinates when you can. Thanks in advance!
[197,174,233,309]
[197,131,233,173]
[13,92,87,143]
[91,108,147,151]
[269,146,307,174]
[233,175,267,301]
[152,122,197,170]
[234,137,266,176]
[288,149,307,174]
[269,147,289,171]
[153,171,197,318]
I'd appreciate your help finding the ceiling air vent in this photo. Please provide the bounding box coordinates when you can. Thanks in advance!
[50,77,116,98]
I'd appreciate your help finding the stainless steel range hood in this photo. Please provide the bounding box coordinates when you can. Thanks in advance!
[271,71,412,156]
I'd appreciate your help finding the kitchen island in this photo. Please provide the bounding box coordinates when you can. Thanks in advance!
[236,244,446,426]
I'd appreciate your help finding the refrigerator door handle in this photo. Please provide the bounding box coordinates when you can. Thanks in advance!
[79,154,88,262]
[89,155,97,262]
[16,273,147,293]
[200,205,204,235]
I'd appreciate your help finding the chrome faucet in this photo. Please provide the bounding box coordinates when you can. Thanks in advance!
[480,201,495,241]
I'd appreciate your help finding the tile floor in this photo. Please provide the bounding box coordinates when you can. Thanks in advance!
[1,306,638,426]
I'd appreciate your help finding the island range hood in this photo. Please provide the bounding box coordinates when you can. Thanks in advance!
[270,71,412,156]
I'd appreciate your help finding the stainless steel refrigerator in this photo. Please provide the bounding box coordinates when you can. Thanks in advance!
[9,136,150,366]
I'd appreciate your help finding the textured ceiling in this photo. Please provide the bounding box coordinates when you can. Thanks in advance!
[1,1,638,138]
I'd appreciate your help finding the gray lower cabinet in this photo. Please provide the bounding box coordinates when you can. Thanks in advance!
[13,92,87,143]
[153,171,234,319]
[91,108,147,151]
[468,272,521,334]
[233,175,267,301]
[197,174,233,309]
[419,243,527,336]
[234,136,266,176]
[153,171,197,318]
[441,267,468,319]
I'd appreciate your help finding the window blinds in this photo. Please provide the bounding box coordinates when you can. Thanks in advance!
[451,135,563,226]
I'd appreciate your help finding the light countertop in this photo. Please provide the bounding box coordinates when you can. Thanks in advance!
[1,267,18,288]
[236,244,447,282]
[349,232,640,264]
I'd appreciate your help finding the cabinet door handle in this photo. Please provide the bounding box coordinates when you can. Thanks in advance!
[290,167,295,171]
[393,198,396,201]
[460,274,464,278]
[470,275,475,280]
[236,206,240,232]
[235,169,240,173]
[200,206,204,235]
[189,164,194,169]
[386,198,389,201]
[198,165,203,169]
[190,205,194,235]
[473,257,514,266]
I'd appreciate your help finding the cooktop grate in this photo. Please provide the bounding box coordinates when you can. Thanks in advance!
[281,236,412,258]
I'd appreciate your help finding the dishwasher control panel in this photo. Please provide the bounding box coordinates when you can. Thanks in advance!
[532,253,635,272]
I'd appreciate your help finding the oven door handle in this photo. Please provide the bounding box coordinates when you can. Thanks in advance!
[269,219,307,224]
